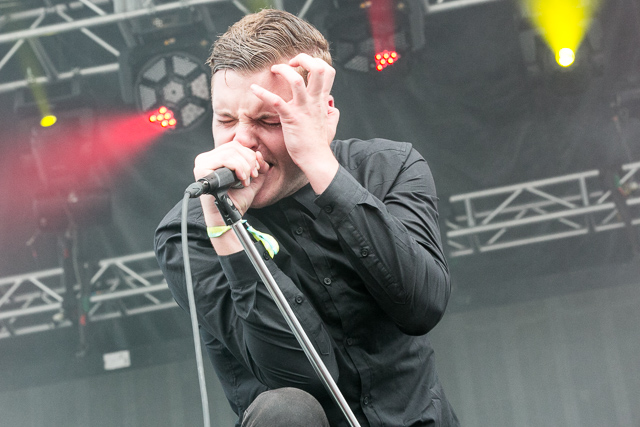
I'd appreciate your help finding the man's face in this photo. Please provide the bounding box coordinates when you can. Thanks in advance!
[211,67,309,209]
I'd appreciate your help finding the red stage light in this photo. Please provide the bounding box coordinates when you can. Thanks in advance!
[148,106,177,129]
[374,50,400,71]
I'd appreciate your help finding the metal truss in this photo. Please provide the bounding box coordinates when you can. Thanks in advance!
[0,251,174,339]
[424,0,502,14]
[2,160,637,337]
[0,0,495,95]
[446,161,640,256]
[0,0,234,94]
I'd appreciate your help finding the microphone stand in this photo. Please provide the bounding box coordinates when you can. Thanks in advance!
[212,188,361,427]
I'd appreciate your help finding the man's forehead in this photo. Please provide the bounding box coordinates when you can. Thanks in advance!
[211,67,286,90]
[211,68,292,115]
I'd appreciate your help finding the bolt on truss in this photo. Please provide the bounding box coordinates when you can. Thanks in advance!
[446,161,640,256]
[0,251,174,340]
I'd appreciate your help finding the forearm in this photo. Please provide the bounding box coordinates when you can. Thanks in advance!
[155,211,338,396]
[219,241,338,394]
[316,160,450,335]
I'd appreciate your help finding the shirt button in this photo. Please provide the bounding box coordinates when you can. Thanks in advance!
[346,337,354,346]
[323,277,332,285]
[360,247,369,257]
[363,395,371,406]
[295,226,303,235]
[295,295,303,304]
[323,205,333,214]
[262,251,270,260]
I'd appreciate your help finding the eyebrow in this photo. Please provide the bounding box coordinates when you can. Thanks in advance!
[213,111,280,121]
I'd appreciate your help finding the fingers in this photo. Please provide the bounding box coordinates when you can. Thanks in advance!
[288,53,335,98]
[194,142,261,188]
[257,53,334,109]
[250,83,292,120]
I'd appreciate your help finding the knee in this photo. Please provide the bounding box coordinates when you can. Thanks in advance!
[242,387,329,427]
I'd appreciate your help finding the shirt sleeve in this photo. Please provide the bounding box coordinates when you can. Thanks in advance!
[314,145,450,336]
[154,203,338,400]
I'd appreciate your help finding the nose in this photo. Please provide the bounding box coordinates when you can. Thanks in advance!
[233,122,258,150]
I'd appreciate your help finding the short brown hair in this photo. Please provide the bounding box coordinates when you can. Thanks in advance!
[207,9,331,78]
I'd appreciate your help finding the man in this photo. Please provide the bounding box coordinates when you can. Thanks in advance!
[155,8,459,427]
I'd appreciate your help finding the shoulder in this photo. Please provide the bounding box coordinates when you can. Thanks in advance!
[329,138,436,199]
[330,138,415,170]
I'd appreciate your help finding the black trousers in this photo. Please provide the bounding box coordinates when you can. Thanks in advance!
[241,387,330,427]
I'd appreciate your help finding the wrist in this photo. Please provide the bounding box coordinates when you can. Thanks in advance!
[298,153,340,195]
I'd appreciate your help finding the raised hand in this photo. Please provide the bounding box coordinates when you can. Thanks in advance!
[249,53,341,195]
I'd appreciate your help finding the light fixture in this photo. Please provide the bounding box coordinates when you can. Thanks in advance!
[133,51,210,132]
[327,0,425,74]
[40,115,57,127]
[518,17,603,92]
[556,47,576,67]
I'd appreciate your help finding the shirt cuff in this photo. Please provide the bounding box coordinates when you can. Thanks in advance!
[219,242,263,285]
[314,165,368,222]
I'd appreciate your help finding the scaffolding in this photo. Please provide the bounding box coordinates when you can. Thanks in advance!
[0,251,172,339]
[0,0,500,94]
[446,161,640,256]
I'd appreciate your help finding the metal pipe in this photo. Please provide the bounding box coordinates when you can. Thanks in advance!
[0,63,119,94]
[0,0,227,44]
[231,221,361,427]
[0,302,62,320]
[0,0,112,24]
[478,228,590,252]
[425,0,503,14]
[450,170,600,202]
[447,203,615,238]
[0,268,63,286]
[90,283,169,302]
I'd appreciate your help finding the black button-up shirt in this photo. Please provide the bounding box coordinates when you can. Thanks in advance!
[155,138,458,426]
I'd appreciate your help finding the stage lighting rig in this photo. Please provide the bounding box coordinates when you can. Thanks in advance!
[128,48,210,132]
[518,2,604,92]
[116,0,218,132]
[327,0,425,74]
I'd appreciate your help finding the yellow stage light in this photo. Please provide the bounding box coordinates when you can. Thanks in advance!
[522,0,601,60]
[556,48,576,67]
[40,115,57,127]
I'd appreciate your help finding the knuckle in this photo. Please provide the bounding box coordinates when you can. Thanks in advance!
[291,77,305,88]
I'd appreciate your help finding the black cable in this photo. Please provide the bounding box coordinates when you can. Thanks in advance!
[181,192,211,427]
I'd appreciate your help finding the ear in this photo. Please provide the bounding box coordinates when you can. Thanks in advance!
[326,95,340,142]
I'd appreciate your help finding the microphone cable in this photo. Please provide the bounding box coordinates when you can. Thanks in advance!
[180,192,211,427]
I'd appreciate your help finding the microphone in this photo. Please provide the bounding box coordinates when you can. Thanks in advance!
[185,167,242,198]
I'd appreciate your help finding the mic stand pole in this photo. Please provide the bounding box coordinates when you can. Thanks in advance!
[212,189,361,427]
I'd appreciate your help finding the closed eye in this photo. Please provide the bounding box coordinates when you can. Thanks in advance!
[215,118,236,126]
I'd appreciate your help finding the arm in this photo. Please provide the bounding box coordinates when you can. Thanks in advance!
[316,143,450,336]
[250,56,449,335]
[154,204,338,397]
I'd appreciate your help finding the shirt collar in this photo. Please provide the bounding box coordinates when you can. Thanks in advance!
[288,183,322,219]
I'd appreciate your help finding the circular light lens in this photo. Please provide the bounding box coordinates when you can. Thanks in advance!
[40,115,57,127]
[556,48,575,67]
